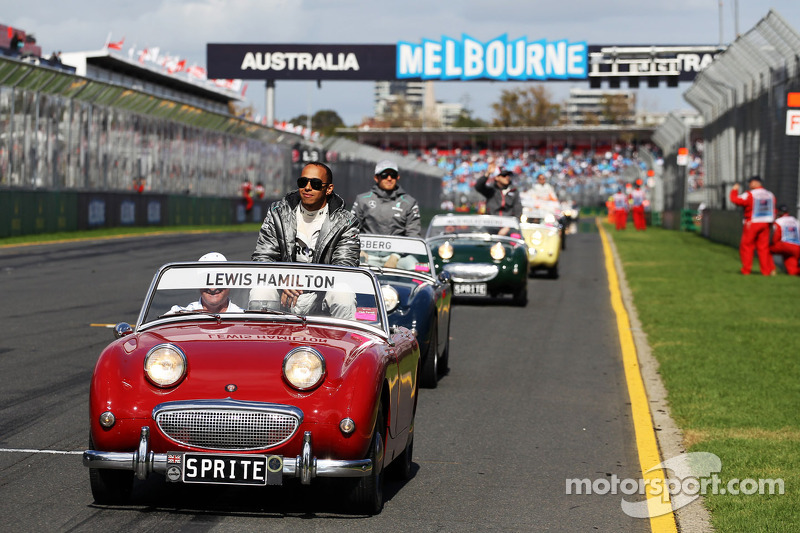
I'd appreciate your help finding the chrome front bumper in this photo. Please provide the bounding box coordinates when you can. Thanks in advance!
[83,426,372,484]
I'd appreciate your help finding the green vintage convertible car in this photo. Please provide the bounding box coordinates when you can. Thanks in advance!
[426,214,528,306]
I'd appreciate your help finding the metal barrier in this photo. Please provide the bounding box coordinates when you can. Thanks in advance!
[683,9,800,217]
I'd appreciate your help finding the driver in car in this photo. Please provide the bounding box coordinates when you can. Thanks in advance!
[250,162,358,319]
[169,252,243,314]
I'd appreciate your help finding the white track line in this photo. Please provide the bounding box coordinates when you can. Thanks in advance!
[0,448,83,455]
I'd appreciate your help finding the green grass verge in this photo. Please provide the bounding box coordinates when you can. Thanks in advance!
[609,224,799,532]
[0,224,263,246]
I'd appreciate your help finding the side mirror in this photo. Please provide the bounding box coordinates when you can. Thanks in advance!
[114,322,134,339]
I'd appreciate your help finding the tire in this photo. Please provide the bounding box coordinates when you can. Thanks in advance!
[512,286,528,307]
[347,408,385,514]
[438,314,451,377]
[548,264,560,279]
[88,436,133,504]
[420,324,439,388]
[387,431,414,481]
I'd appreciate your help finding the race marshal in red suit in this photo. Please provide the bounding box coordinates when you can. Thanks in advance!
[612,188,629,230]
[729,175,776,276]
[769,204,800,275]
[630,184,647,231]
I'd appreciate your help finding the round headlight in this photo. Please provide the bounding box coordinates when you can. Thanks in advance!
[144,344,187,388]
[490,242,506,260]
[545,213,557,225]
[283,347,325,391]
[381,285,400,313]
[438,241,454,260]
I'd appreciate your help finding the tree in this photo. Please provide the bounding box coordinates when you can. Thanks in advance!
[490,85,561,127]
[452,110,487,128]
[381,96,422,128]
[452,95,487,127]
[601,94,634,125]
[288,109,346,137]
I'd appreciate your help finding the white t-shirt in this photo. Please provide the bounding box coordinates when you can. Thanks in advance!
[295,204,329,263]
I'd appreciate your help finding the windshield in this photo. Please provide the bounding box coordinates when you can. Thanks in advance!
[140,262,386,333]
[359,235,434,275]
[426,215,522,239]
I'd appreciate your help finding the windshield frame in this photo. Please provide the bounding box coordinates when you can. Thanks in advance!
[358,234,439,283]
[426,214,525,242]
[135,262,391,340]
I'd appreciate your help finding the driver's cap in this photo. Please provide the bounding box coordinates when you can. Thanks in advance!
[199,252,227,262]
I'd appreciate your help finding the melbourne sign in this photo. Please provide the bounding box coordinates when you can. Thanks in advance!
[207,38,719,84]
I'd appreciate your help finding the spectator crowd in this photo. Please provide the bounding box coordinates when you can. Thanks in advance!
[414,144,660,211]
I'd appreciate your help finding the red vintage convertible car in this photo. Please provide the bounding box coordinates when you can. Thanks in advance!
[83,261,419,514]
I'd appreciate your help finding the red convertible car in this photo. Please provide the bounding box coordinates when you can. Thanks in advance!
[83,261,420,514]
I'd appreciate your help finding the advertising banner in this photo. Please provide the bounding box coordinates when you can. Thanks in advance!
[209,39,719,84]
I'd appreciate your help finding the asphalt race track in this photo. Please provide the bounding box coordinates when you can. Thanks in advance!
[0,227,650,532]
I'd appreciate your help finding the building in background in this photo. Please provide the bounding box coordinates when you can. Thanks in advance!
[562,88,636,126]
[373,80,462,127]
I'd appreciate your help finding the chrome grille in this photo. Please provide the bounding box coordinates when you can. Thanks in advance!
[155,405,300,451]
[443,263,499,282]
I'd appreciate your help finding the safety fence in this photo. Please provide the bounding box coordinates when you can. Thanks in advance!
[0,55,445,237]
[652,9,800,246]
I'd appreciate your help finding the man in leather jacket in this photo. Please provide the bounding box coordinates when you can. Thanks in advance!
[251,162,360,317]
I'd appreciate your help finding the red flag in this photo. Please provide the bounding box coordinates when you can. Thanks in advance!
[107,37,125,51]
[167,58,186,74]
[186,65,206,79]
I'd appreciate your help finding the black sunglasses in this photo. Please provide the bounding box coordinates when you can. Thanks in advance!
[377,170,398,180]
[297,177,330,190]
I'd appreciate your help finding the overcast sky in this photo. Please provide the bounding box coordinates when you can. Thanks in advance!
[6,1,800,125]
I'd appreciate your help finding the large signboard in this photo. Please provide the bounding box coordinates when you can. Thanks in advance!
[587,45,723,87]
[208,44,396,80]
[207,38,721,85]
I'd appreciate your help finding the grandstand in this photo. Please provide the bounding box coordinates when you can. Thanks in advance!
[0,27,444,238]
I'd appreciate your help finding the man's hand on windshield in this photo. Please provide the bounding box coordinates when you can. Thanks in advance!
[280,289,303,309]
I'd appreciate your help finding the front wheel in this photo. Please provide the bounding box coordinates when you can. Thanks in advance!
[347,408,385,514]
[88,436,133,504]
[387,431,414,481]
[512,286,528,307]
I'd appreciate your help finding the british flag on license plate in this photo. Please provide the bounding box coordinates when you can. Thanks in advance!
[167,453,181,464]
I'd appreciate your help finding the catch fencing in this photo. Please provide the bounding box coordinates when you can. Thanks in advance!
[656,9,800,243]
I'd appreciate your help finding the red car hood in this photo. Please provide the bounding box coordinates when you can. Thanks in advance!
[93,320,383,413]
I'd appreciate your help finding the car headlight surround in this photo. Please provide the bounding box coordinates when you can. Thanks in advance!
[381,285,400,313]
[490,242,506,260]
[283,347,326,391]
[144,344,187,388]
[438,241,454,260]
